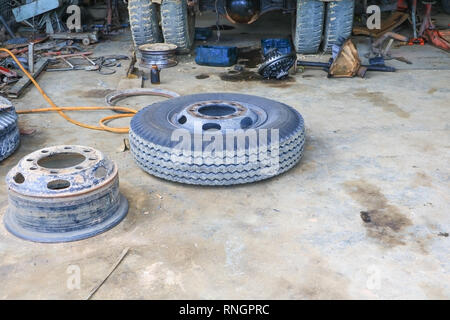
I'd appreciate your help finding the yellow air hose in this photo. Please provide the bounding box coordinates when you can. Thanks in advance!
[0,48,137,133]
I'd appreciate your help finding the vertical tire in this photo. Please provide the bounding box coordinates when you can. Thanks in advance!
[292,0,325,54]
[0,97,20,163]
[322,0,355,52]
[442,0,450,14]
[128,0,162,47]
[161,0,195,53]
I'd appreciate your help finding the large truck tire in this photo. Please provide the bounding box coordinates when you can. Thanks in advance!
[161,0,195,53]
[322,0,355,52]
[292,0,325,54]
[128,0,162,47]
[129,93,306,185]
[0,97,20,162]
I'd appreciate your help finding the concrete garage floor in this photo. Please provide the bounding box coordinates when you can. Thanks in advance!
[0,11,449,299]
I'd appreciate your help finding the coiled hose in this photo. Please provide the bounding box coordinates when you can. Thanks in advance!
[0,48,136,133]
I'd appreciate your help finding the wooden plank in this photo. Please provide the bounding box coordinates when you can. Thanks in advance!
[7,58,49,99]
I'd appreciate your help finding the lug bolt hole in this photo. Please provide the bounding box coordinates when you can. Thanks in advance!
[13,173,25,184]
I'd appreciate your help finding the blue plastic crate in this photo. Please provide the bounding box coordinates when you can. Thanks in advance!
[261,38,293,56]
[195,45,238,67]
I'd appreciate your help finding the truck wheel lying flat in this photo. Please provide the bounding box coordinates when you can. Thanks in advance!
[129,93,306,185]
[292,0,324,54]
[128,0,162,47]
[322,0,355,52]
[161,0,195,53]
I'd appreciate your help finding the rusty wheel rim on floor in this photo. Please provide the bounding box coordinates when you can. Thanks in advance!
[4,145,129,243]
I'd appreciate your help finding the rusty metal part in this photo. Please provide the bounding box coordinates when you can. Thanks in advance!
[105,88,181,113]
[328,39,362,78]
[138,43,178,69]
[352,11,409,38]
[418,3,450,52]
[4,145,129,243]
[423,29,450,52]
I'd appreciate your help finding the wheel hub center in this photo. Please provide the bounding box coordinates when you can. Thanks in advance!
[187,101,246,119]
[172,99,267,131]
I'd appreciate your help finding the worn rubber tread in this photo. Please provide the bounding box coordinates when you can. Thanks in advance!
[129,93,305,185]
[293,0,324,54]
[0,99,20,162]
[128,0,162,47]
[130,131,304,174]
[322,0,355,52]
[160,0,195,53]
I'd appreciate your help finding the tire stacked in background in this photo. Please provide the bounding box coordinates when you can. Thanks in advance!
[0,97,19,162]
[292,0,355,54]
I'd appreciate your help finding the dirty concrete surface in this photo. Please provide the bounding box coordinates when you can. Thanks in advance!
[0,12,449,299]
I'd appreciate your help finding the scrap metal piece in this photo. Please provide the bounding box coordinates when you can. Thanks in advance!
[258,49,297,80]
[12,0,60,22]
[28,42,35,73]
[352,11,409,37]
[50,31,100,45]
[328,39,362,78]
[138,43,178,69]
[4,145,129,243]
[0,97,20,162]
[7,58,49,98]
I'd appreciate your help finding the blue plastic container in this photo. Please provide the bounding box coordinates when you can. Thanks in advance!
[261,38,293,56]
[195,45,238,67]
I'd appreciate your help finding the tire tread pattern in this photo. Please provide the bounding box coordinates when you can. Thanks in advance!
[293,0,324,54]
[128,0,162,47]
[160,0,195,53]
[322,0,355,52]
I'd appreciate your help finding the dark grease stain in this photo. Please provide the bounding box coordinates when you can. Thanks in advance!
[360,211,371,223]
[344,180,413,247]
[238,48,263,68]
[219,70,295,88]
[196,74,210,79]
[352,89,410,118]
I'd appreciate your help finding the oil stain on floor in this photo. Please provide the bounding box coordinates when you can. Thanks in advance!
[343,180,413,247]
[219,70,296,88]
[353,89,410,118]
